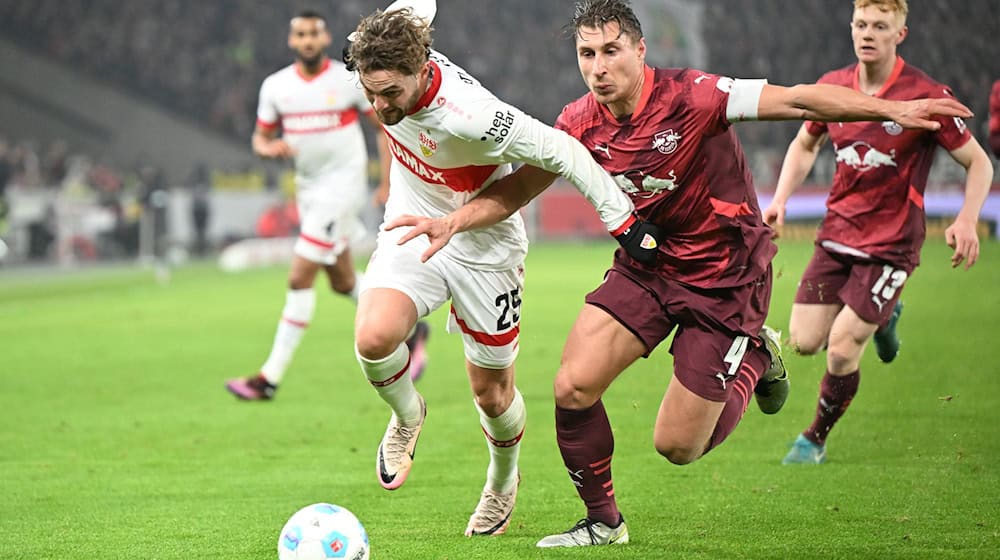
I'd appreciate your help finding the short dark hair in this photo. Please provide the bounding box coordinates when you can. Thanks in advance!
[293,9,327,24]
[567,0,643,42]
[347,8,432,76]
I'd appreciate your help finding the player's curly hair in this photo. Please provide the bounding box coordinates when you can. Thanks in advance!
[567,0,643,42]
[346,8,432,76]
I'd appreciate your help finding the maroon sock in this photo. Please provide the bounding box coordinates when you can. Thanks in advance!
[804,370,860,445]
[555,400,619,526]
[705,345,769,453]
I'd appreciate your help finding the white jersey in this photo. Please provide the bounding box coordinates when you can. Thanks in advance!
[257,59,372,193]
[382,51,635,271]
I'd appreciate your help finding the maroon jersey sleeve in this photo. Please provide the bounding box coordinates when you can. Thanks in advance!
[554,105,572,134]
[927,83,973,152]
[683,71,735,137]
[988,79,1000,158]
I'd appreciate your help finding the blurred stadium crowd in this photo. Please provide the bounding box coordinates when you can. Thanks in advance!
[0,0,996,262]
[2,1,995,142]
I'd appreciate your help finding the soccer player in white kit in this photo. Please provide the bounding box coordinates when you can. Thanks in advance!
[225,10,429,401]
[344,1,660,537]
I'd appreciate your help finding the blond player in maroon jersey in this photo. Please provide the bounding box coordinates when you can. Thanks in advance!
[762,0,993,465]
[387,0,973,547]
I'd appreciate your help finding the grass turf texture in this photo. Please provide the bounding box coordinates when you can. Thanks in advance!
[2,239,998,559]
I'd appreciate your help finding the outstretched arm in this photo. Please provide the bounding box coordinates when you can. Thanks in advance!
[387,165,557,262]
[757,83,972,130]
[943,138,993,269]
[763,124,827,230]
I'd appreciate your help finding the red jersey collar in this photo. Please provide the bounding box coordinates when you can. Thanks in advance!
[597,65,655,122]
[295,58,332,82]
[853,56,905,97]
[408,60,442,115]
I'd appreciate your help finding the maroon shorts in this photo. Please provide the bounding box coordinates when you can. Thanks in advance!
[585,262,772,402]
[795,245,913,326]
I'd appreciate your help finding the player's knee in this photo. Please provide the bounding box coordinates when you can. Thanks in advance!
[826,347,860,373]
[654,441,700,465]
[472,386,510,418]
[327,276,355,295]
[788,329,823,356]
[354,328,400,361]
[552,370,600,410]
[288,274,313,291]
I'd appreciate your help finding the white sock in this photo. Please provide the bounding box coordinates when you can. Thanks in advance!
[477,388,525,493]
[260,288,315,385]
[348,270,365,303]
[357,342,422,425]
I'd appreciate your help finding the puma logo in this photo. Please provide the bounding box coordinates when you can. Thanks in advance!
[715,372,730,390]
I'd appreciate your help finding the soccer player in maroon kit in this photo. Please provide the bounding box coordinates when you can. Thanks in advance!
[387,0,972,547]
[763,0,994,465]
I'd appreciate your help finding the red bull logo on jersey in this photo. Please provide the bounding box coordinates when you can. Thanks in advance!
[834,141,897,173]
[652,129,682,155]
[613,169,679,198]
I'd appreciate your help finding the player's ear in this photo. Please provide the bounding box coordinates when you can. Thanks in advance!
[635,36,647,62]
[895,24,908,46]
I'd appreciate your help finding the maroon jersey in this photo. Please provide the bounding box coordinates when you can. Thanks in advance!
[555,66,775,289]
[805,57,972,267]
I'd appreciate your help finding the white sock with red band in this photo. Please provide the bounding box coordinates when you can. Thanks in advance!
[476,388,525,493]
[357,342,422,425]
[261,288,315,384]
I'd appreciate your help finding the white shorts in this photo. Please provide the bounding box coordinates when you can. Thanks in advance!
[294,185,366,265]
[363,228,525,370]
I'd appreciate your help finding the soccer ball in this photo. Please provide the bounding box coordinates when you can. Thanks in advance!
[278,503,370,560]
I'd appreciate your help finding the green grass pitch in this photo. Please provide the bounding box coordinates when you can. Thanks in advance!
[2,239,999,559]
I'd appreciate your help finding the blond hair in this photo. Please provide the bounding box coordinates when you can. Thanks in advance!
[346,8,432,76]
[854,0,908,23]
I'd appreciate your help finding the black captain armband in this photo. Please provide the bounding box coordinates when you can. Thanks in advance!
[611,214,662,266]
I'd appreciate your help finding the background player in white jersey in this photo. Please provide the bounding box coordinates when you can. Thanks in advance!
[225,10,429,401]
[344,0,659,537]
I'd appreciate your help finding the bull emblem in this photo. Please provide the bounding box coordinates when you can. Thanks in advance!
[834,141,897,172]
[652,129,681,155]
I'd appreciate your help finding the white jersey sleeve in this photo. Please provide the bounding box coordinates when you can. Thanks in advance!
[384,0,436,24]
[441,97,634,232]
[256,76,280,128]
